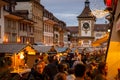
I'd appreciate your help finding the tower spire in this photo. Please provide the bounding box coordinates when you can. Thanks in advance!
[77,0,96,20]
[85,0,90,7]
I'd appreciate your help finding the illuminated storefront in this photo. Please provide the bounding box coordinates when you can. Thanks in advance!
[104,0,120,79]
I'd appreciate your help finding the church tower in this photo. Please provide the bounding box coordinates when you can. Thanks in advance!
[77,0,96,47]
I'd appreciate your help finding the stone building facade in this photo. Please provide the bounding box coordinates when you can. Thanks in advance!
[43,9,57,46]
[43,9,67,47]
[77,0,96,47]
[0,0,68,46]
[67,0,109,48]
[15,0,44,43]
[0,0,34,44]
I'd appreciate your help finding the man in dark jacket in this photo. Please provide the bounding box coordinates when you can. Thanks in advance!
[43,55,58,80]
[27,60,45,80]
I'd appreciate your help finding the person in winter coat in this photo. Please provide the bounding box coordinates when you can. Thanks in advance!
[43,55,58,80]
[27,60,45,80]
[94,62,108,80]
[74,63,87,80]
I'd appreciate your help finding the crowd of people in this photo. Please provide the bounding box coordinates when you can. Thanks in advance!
[26,49,108,80]
[1,48,120,80]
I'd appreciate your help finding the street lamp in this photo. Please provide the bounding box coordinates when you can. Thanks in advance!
[108,29,111,32]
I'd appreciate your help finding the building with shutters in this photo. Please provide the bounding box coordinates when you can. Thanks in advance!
[15,0,44,43]
[0,0,34,44]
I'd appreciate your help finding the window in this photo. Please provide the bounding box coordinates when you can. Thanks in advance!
[12,33,17,42]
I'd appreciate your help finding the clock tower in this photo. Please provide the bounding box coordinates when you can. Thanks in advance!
[77,0,96,47]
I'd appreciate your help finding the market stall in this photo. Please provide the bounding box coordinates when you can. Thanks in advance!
[0,44,37,73]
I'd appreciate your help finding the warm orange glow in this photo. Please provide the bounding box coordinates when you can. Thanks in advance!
[108,29,111,32]
[28,52,35,55]
[5,38,8,42]
[92,43,100,47]
[59,53,62,56]
[17,37,21,43]
[25,46,36,55]
[3,35,8,42]
[26,41,29,44]
[92,33,109,46]
[106,41,120,80]
[18,52,24,59]
[20,53,24,59]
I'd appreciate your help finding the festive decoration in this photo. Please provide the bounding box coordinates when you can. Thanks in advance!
[106,0,112,8]
[104,0,118,11]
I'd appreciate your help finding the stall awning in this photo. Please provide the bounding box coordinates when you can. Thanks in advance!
[0,44,36,54]
[92,43,100,47]
[55,47,68,53]
[92,33,109,47]
[33,45,51,53]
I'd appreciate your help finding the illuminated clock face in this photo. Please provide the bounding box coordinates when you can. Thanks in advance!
[83,22,90,29]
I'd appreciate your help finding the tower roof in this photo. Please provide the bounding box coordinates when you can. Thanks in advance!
[77,0,96,19]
